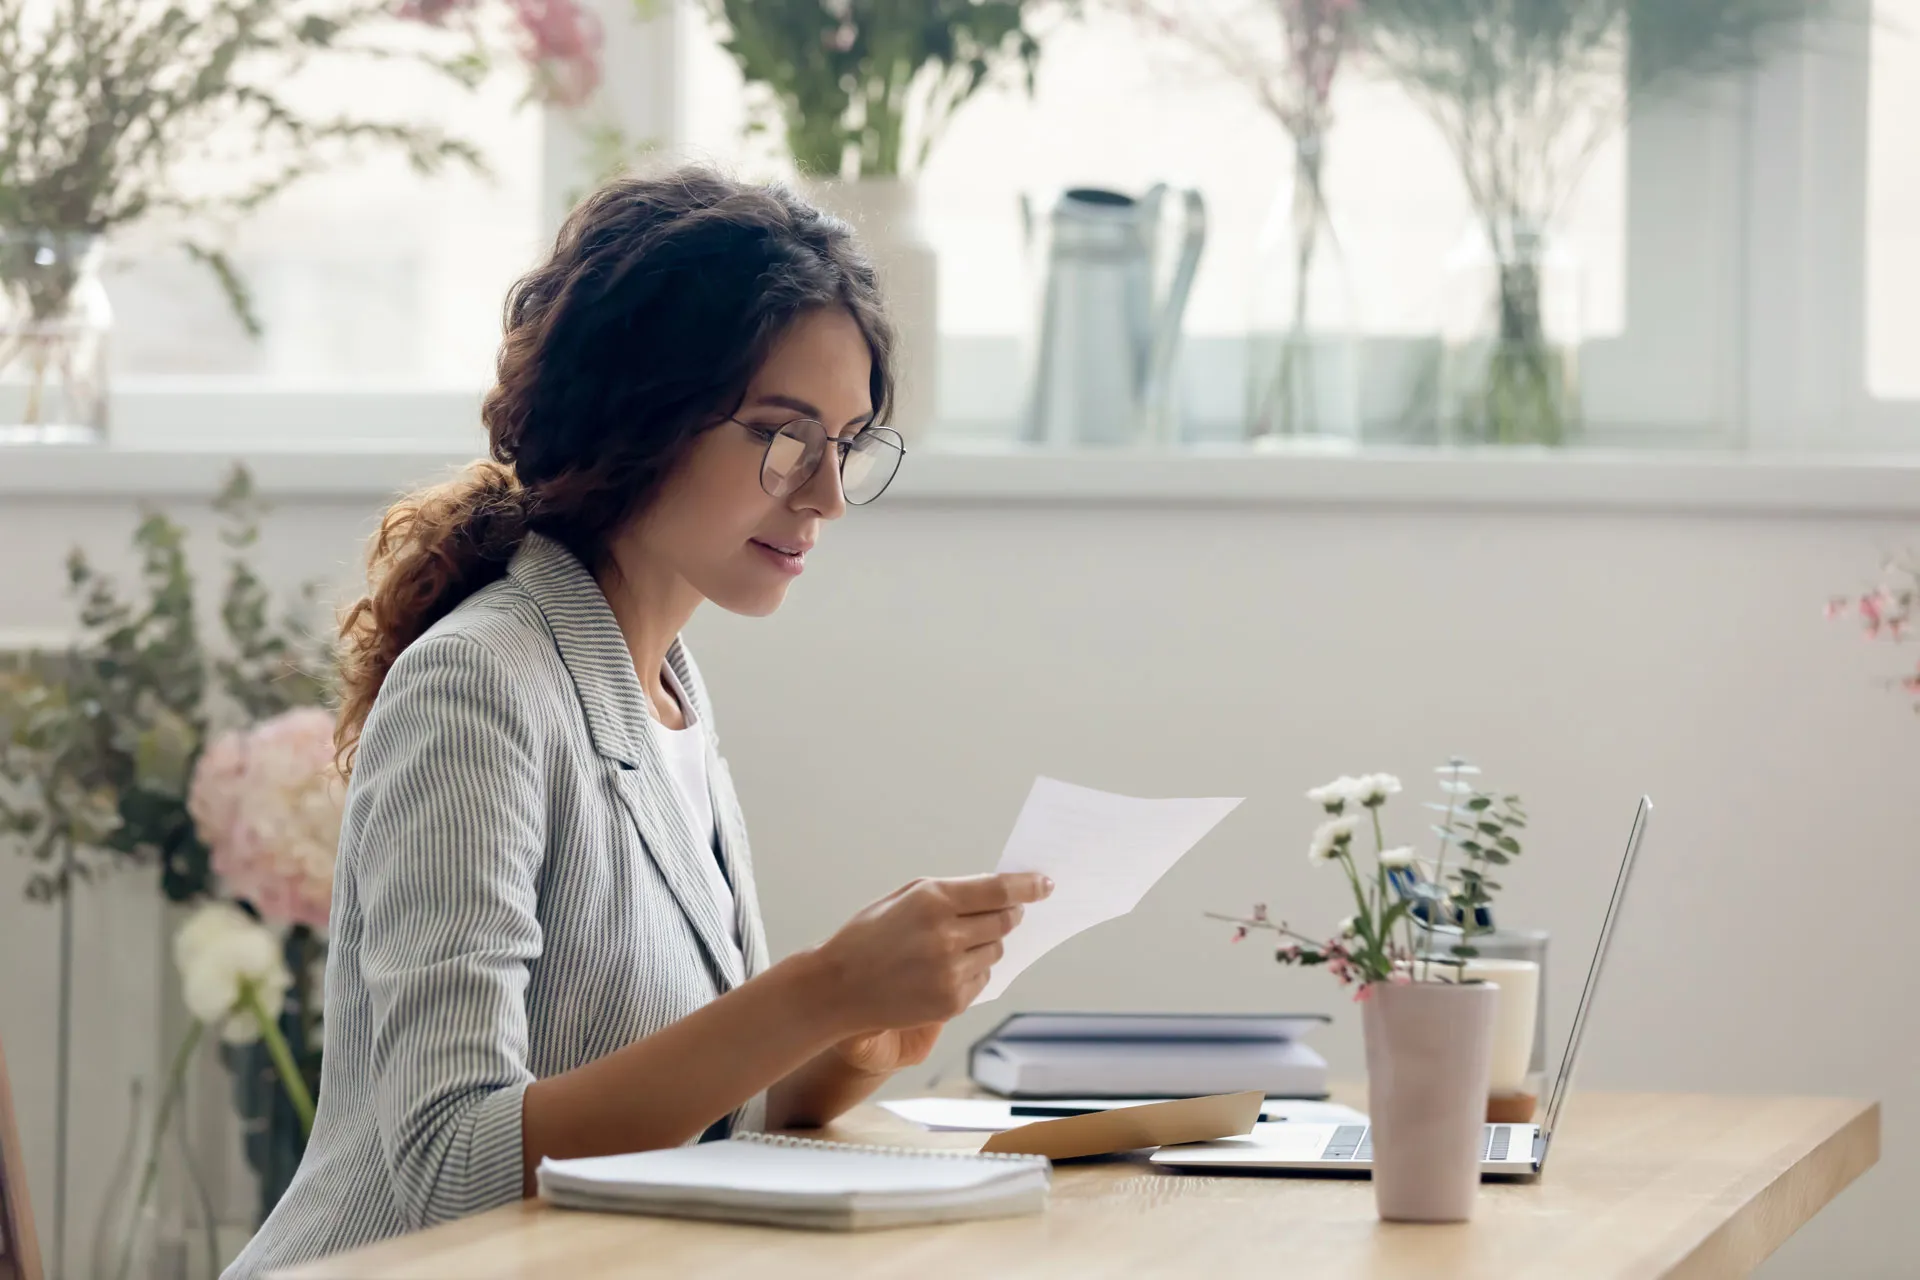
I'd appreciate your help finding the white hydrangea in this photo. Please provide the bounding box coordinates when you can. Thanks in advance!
[1308,814,1361,864]
[174,902,292,1045]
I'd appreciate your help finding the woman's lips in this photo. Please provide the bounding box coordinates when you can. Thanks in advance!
[750,538,807,575]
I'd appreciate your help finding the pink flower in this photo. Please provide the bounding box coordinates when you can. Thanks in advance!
[187,730,248,851]
[511,0,603,108]
[193,708,345,932]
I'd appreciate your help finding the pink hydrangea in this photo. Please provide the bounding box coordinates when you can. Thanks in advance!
[187,729,248,847]
[188,708,344,932]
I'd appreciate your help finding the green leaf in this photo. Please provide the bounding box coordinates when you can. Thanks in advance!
[1482,849,1510,865]
[1496,835,1521,855]
[131,703,198,794]
[1464,796,1492,810]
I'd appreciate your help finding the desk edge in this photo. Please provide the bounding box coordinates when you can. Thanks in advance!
[1660,1098,1882,1280]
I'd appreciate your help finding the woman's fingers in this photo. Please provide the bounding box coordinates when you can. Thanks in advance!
[954,905,1023,949]
[940,872,1053,915]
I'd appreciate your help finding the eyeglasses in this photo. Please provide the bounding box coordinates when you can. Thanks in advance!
[730,416,905,506]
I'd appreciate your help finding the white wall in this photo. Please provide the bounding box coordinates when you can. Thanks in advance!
[1,477,1912,1276]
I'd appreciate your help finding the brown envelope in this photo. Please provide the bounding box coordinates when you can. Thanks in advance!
[979,1091,1265,1160]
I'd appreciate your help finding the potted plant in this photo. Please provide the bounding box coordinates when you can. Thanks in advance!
[1213,765,1531,1222]
[705,0,1053,437]
[0,467,338,1263]
[1355,0,1817,445]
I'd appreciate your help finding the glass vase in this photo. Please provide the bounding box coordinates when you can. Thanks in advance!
[1439,219,1582,446]
[90,1077,215,1280]
[91,1081,157,1280]
[0,230,112,444]
[1246,135,1362,443]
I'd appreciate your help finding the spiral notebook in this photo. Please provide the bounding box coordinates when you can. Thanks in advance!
[537,1133,1052,1231]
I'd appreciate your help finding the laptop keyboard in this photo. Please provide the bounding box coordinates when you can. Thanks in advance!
[1329,1124,1511,1162]
[1324,1125,1368,1160]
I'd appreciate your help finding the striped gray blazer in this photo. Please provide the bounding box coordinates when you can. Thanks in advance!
[224,532,771,1278]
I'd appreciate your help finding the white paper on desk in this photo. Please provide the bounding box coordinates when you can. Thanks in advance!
[880,1097,1368,1133]
[974,777,1243,1005]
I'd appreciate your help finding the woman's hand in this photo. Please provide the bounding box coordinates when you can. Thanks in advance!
[830,1024,944,1075]
[808,873,1053,1036]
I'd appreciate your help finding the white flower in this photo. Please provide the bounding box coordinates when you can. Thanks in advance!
[1355,774,1403,807]
[1378,845,1417,869]
[1306,777,1365,811]
[1308,815,1361,863]
[174,902,292,1045]
[1338,915,1358,937]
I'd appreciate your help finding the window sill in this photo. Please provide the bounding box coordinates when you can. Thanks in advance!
[5,438,1920,517]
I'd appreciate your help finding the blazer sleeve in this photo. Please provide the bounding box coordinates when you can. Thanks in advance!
[345,633,547,1231]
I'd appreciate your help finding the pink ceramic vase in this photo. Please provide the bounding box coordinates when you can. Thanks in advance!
[1362,979,1499,1222]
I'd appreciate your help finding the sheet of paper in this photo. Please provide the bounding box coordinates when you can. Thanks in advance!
[880,1096,1369,1133]
[974,777,1243,1005]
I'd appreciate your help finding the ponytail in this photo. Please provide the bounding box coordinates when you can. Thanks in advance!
[334,461,531,771]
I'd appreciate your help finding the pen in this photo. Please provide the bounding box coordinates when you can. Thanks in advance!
[1010,1105,1294,1122]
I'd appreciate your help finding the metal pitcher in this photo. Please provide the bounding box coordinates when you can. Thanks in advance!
[1018,185,1207,446]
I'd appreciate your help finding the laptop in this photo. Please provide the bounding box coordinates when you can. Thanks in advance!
[1150,795,1652,1182]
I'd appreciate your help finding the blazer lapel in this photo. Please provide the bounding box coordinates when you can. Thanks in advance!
[509,534,745,992]
[666,642,770,981]
[708,755,770,979]
[611,765,745,990]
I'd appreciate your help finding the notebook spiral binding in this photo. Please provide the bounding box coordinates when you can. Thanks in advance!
[740,1132,1048,1166]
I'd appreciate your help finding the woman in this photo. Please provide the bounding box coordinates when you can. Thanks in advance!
[225,168,1050,1277]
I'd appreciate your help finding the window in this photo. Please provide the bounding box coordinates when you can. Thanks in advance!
[57,0,1907,457]
[679,0,1623,436]
[104,32,544,392]
[1867,0,1920,399]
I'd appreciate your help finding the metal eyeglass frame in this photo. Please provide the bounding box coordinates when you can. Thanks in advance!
[729,416,906,505]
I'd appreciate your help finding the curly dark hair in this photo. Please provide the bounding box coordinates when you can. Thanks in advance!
[334,166,895,768]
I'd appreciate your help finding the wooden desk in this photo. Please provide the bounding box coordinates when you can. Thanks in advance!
[275,1093,1878,1280]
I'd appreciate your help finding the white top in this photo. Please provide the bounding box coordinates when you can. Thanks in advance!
[651,664,741,951]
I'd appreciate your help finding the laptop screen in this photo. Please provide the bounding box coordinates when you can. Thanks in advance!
[1537,796,1653,1162]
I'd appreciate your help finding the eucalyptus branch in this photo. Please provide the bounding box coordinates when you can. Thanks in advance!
[1,464,331,904]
